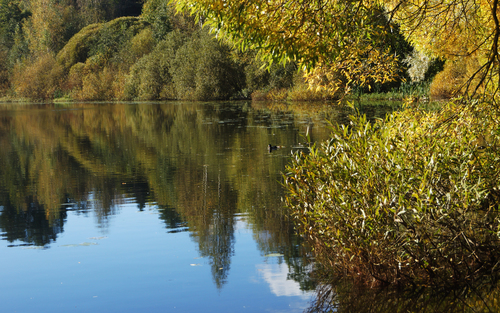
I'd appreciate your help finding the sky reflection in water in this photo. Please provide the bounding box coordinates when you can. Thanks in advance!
[1,205,310,312]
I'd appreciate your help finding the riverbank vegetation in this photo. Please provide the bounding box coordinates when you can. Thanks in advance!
[286,101,500,287]
[0,0,328,101]
[1,0,439,102]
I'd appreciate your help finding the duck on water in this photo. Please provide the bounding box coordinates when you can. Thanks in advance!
[268,144,285,153]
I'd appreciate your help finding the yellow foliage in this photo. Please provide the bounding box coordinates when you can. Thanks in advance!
[72,67,118,101]
[175,0,400,94]
[176,0,500,101]
[23,0,73,54]
[12,53,64,99]
[65,62,85,91]
[387,0,500,99]
[430,60,467,99]
[430,56,489,100]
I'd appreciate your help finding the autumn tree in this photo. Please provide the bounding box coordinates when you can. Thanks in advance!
[387,0,500,100]
[0,0,28,49]
[23,0,72,54]
[142,0,172,42]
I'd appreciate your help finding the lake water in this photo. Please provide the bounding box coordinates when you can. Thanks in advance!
[0,101,367,313]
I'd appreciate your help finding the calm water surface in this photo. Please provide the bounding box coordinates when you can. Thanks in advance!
[0,101,362,313]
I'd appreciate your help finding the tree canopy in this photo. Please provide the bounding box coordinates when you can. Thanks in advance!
[388,0,500,100]
[174,0,500,100]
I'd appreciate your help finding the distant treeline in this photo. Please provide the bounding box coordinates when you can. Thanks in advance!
[0,0,446,101]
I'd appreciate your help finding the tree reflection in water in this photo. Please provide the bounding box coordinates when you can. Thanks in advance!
[0,101,338,290]
[0,198,66,247]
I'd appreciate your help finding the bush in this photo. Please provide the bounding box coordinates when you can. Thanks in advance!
[429,56,484,100]
[0,48,9,94]
[123,30,186,100]
[57,17,149,71]
[244,56,299,99]
[129,28,155,60]
[429,60,467,99]
[65,62,85,91]
[72,66,124,100]
[141,0,172,42]
[170,29,244,100]
[57,16,152,99]
[284,101,500,287]
[12,53,64,99]
[288,75,331,101]
[56,23,103,71]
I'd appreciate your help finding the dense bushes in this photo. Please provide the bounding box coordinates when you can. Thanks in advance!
[12,53,64,99]
[123,30,185,100]
[429,59,468,100]
[284,101,500,287]
[123,29,245,100]
[0,48,9,94]
[170,29,244,100]
[55,17,151,100]
[30,13,304,101]
[141,0,172,42]
[429,56,486,100]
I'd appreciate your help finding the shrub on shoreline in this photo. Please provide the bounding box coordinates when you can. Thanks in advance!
[284,101,500,287]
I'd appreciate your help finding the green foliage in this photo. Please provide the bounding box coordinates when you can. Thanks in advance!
[0,47,9,93]
[59,15,248,101]
[0,0,28,49]
[284,101,500,287]
[176,1,407,95]
[240,52,310,100]
[124,30,185,100]
[129,28,155,59]
[55,17,151,100]
[57,17,148,71]
[142,0,172,42]
[125,27,246,101]
[0,0,29,68]
[56,23,103,71]
[170,28,244,100]
[88,17,149,65]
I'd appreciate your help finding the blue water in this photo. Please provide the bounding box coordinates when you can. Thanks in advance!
[0,207,311,312]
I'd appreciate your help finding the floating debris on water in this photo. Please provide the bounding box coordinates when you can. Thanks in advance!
[61,242,98,247]
[264,253,284,257]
